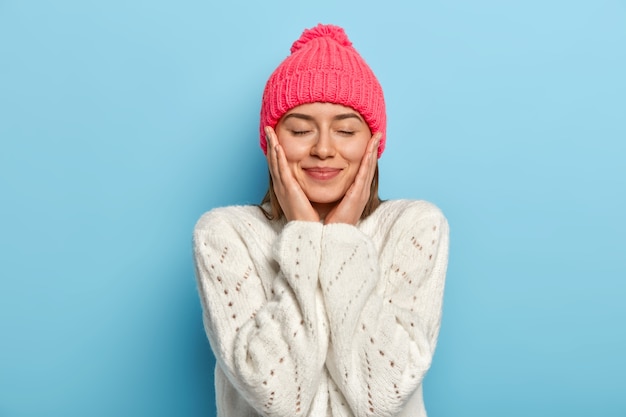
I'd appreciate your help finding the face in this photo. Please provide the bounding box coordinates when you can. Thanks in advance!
[275,102,372,215]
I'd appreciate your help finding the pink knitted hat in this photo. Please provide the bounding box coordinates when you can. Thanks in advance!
[260,24,387,158]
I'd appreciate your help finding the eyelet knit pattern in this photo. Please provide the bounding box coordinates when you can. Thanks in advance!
[193,200,449,417]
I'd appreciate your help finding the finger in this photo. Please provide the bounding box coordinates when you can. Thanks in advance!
[265,126,282,184]
[364,133,380,178]
[366,132,381,179]
[268,127,299,191]
[271,132,290,186]
[369,132,381,159]
[274,143,288,179]
[354,132,381,190]
[265,126,274,160]
[265,127,273,170]
[266,125,279,149]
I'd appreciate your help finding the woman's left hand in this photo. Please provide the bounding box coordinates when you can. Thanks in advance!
[324,133,381,225]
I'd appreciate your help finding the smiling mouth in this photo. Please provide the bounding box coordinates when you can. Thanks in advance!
[304,168,342,180]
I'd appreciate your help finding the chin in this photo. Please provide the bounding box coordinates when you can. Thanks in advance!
[305,191,344,205]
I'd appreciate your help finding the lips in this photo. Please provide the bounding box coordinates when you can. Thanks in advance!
[304,167,342,180]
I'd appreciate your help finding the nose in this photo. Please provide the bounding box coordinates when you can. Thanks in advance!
[310,129,335,159]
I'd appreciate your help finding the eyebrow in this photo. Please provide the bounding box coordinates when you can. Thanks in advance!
[282,112,364,123]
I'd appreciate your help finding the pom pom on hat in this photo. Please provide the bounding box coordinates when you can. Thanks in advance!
[290,24,352,53]
[260,23,387,158]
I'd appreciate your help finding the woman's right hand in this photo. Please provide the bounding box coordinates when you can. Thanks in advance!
[265,126,320,223]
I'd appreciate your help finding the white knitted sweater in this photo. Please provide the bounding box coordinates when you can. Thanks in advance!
[193,199,449,417]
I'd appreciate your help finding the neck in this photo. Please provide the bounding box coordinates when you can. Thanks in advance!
[311,202,336,222]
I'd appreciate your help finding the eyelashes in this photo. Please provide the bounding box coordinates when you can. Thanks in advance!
[289,130,356,137]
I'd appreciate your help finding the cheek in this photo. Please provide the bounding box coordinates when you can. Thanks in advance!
[279,140,305,164]
[342,138,369,163]
[277,137,309,177]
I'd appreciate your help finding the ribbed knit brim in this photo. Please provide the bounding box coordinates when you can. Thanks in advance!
[260,24,386,158]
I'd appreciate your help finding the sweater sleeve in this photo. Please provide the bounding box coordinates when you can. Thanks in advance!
[319,202,449,417]
[193,210,329,417]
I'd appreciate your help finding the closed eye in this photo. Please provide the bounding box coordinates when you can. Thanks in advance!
[338,130,355,136]
[291,130,311,136]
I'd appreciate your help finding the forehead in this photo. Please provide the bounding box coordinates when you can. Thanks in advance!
[281,102,364,121]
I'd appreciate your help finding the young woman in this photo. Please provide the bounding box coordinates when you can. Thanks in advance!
[193,24,449,417]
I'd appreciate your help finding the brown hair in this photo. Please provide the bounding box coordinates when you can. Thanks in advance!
[259,165,382,221]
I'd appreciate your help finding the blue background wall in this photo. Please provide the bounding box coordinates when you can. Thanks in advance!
[1,0,625,416]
